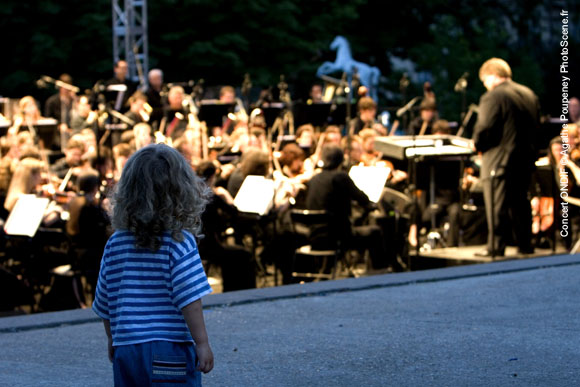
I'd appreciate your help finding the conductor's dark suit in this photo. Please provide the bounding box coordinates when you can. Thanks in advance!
[473,80,540,254]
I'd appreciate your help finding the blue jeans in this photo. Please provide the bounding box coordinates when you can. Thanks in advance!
[113,341,201,386]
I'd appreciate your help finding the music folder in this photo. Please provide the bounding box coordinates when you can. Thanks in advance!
[233,175,275,215]
[198,101,235,128]
[33,118,59,150]
[348,165,391,203]
[4,195,50,237]
[292,102,332,127]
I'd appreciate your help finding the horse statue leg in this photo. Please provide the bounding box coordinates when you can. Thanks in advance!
[316,61,341,77]
[351,61,381,101]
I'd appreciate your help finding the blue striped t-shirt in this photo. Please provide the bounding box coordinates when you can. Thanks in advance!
[92,230,212,346]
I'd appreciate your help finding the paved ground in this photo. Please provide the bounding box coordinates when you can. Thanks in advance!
[0,253,578,386]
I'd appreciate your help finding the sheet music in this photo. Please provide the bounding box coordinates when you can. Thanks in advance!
[349,166,391,203]
[233,176,275,215]
[4,195,50,237]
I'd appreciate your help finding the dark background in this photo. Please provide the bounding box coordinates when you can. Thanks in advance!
[1,0,578,122]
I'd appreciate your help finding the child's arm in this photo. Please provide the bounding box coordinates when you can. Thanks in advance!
[182,299,214,373]
[102,319,114,362]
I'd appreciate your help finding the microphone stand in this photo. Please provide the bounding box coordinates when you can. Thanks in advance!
[241,73,252,114]
[399,73,410,130]
[37,75,80,94]
[342,72,351,133]
[454,73,469,121]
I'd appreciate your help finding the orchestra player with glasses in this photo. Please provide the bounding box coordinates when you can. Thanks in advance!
[472,58,539,257]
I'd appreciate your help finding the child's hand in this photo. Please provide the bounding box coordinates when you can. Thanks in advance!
[196,342,214,373]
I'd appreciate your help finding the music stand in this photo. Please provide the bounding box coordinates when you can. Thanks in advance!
[198,101,235,128]
[292,102,332,127]
[455,105,478,138]
[349,166,391,203]
[261,104,284,128]
[4,195,50,238]
[328,103,347,126]
[0,122,9,137]
[233,175,275,216]
[538,118,565,156]
[32,118,59,150]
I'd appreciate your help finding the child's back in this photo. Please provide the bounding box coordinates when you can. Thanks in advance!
[92,144,214,386]
[94,230,211,346]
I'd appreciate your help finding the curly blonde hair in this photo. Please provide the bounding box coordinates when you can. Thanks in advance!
[111,144,212,250]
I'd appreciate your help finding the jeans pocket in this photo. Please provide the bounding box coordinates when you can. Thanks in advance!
[151,355,188,385]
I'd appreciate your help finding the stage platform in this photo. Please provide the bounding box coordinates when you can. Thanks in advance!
[409,244,566,264]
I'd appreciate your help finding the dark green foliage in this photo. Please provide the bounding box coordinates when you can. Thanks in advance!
[1,0,578,120]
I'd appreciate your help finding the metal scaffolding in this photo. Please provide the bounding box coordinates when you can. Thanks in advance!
[112,0,148,85]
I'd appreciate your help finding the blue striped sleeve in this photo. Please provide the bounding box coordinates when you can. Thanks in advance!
[170,235,212,310]
[92,240,111,319]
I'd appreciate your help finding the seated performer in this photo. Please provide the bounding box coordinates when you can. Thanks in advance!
[197,161,255,291]
[123,91,149,129]
[162,86,189,141]
[4,157,44,213]
[407,98,438,136]
[306,145,390,269]
[70,95,98,134]
[349,97,387,135]
[50,138,85,180]
[8,96,46,142]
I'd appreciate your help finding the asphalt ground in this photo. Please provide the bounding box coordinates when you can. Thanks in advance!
[0,253,578,386]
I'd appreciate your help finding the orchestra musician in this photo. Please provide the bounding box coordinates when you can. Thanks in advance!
[44,73,76,140]
[303,125,342,173]
[295,124,316,156]
[342,135,363,169]
[219,86,236,104]
[226,148,270,197]
[145,68,165,126]
[50,138,85,181]
[3,156,44,213]
[104,60,137,112]
[123,91,150,128]
[112,142,133,182]
[306,144,391,270]
[196,161,255,291]
[545,137,580,249]
[66,171,111,296]
[162,86,189,141]
[407,98,438,136]
[0,135,32,209]
[8,96,44,139]
[473,57,539,257]
[569,97,580,124]
[133,123,153,150]
[70,95,98,134]
[349,97,387,135]
[308,84,324,104]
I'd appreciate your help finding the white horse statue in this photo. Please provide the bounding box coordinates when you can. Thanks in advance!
[316,36,381,101]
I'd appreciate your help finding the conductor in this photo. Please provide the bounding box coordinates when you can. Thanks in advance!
[473,58,540,257]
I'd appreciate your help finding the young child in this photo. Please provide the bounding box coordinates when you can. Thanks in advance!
[92,143,214,385]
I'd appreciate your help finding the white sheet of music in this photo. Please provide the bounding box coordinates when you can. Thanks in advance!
[4,194,50,237]
[349,166,391,203]
[234,175,275,215]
